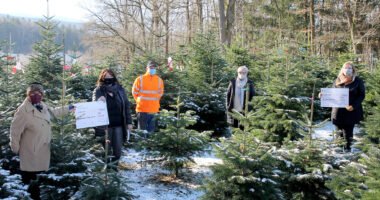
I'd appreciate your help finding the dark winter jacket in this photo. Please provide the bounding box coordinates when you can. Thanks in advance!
[92,84,132,141]
[226,79,255,124]
[331,77,365,126]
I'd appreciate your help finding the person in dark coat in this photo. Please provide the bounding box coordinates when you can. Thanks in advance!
[331,61,365,151]
[93,69,133,163]
[226,66,255,128]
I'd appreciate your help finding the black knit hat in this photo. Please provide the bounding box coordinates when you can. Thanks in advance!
[147,60,158,68]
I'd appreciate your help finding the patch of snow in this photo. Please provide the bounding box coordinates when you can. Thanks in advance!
[192,151,223,167]
[313,121,360,141]
[261,178,277,184]
[333,159,350,166]
[322,164,333,172]
[119,148,222,200]
[45,173,87,181]
[1,169,10,176]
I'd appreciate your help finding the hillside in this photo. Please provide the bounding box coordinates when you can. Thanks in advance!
[0,14,84,54]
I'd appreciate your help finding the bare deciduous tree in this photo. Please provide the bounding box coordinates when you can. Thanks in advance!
[218,0,236,46]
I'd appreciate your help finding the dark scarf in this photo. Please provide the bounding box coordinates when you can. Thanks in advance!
[34,104,43,112]
[104,84,119,94]
[103,84,123,108]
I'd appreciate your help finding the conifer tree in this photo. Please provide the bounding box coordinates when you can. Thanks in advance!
[0,169,30,199]
[36,67,97,199]
[0,52,28,198]
[359,147,380,199]
[24,15,63,101]
[363,67,380,145]
[140,95,210,177]
[179,32,230,135]
[248,94,304,144]
[66,63,97,101]
[278,139,335,199]
[278,81,334,199]
[0,40,26,175]
[79,171,134,200]
[78,130,134,200]
[202,91,286,199]
[202,134,286,200]
[188,32,227,88]
[293,81,330,144]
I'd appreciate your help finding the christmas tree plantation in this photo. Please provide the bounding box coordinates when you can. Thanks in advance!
[139,96,211,177]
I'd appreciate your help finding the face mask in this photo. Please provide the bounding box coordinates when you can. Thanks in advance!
[343,68,353,77]
[30,94,42,105]
[148,68,156,75]
[238,73,247,80]
[103,78,116,85]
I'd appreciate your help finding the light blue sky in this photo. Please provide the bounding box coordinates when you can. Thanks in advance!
[0,0,94,22]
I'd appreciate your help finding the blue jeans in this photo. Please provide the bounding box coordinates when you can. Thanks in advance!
[137,112,156,133]
[107,126,123,160]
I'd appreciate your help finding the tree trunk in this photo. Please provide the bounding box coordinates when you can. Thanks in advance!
[152,0,160,51]
[138,0,147,49]
[344,1,357,54]
[165,0,170,56]
[304,0,309,50]
[225,0,236,46]
[318,0,324,55]
[196,0,203,32]
[309,0,315,53]
[219,0,227,44]
[186,0,192,43]
[122,0,131,62]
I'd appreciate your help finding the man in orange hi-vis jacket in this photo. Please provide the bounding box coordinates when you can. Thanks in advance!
[132,60,164,133]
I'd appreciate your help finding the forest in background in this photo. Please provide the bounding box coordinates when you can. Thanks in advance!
[0,15,84,53]
[1,0,380,199]
[82,0,379,69]
[2,0,379,69]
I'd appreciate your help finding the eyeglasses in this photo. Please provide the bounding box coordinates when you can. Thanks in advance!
[238,71,247,74]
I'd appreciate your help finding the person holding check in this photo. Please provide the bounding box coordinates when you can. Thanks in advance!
[329,61,365,151]
[10,82,75,199]
[93,69,133,164]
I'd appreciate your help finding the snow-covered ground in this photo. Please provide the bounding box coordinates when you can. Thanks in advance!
[313,121,362,153]
[1,122,362,199]
[117,121,361,200]
[119,149,222,200]
[313,121,360,141]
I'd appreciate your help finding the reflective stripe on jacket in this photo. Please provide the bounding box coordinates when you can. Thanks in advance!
[132,72,164,113]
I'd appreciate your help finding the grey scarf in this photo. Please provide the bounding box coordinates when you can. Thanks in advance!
[234,78,247,112]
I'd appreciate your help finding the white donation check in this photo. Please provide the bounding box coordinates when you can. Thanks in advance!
[320,88,349,108]
[74,101,109,129]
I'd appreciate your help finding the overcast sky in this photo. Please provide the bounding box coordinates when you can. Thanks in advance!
[0,0,95,22]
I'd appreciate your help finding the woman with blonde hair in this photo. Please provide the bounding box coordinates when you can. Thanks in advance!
[331,61,365,151]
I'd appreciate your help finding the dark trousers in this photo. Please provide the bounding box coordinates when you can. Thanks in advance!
[107,126,123,161]
[335,124,355,150]
[21,171,42,200]
[232,119,244,129]
[225,119,244,138]
[137,112,156,133]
